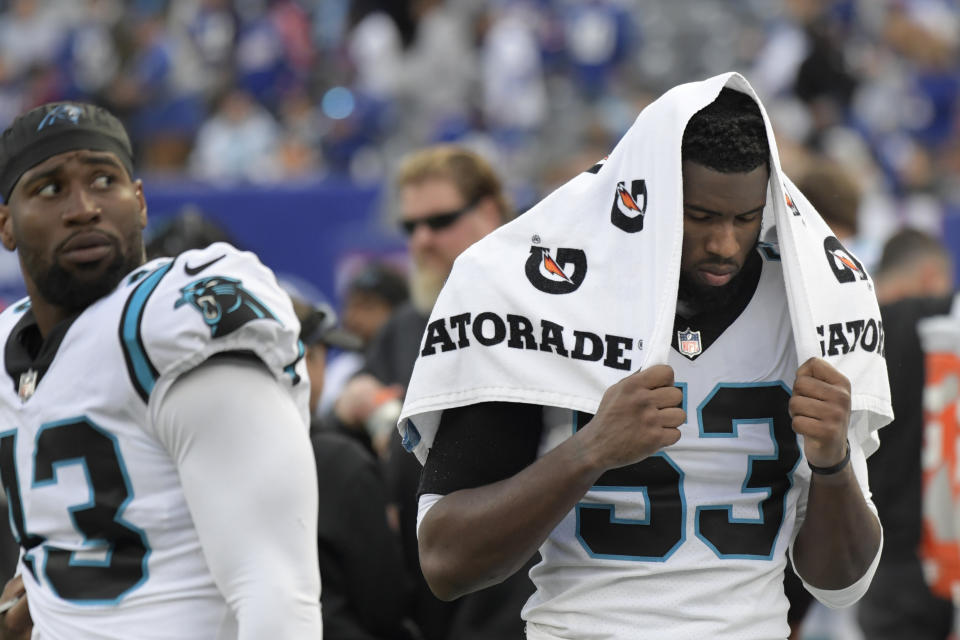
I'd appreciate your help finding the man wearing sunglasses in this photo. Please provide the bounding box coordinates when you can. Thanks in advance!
[396,146,513,321]
[329,145,527,640]
[333,146,512,447]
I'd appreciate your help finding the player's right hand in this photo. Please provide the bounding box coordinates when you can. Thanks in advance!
[578,364,685,471]
[0,575,31,640]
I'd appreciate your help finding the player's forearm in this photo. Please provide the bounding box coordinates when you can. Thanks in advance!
[792,464,882,590]
[418,432,604,600]
[156,357,322,636]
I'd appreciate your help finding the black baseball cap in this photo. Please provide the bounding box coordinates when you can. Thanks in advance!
[347,263,408,307]
[300,302,364,352]
[0,102,134,202]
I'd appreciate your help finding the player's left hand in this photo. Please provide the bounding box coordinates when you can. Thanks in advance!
[0,574,31,640]
[789,357,851,469]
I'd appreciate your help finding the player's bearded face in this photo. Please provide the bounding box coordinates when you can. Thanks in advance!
[679,161,768,314]
[21,225,144,312]
[678,254,756,314]
[8,150,147,312]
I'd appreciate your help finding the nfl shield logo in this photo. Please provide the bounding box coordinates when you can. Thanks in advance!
[678,328,702,359]
[18,369,37,401]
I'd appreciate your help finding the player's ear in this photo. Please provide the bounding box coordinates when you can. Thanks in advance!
[134,179,147,229]
[0,203,15,251]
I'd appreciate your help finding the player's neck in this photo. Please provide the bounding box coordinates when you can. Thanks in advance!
[29,301,74,339]
[23,252,146,338]
[23,285,84,339]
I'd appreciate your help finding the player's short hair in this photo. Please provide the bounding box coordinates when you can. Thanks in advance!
[877,227,952,277]
[395,145,513,223]
[0,102,133,202]
[681,88,769,174]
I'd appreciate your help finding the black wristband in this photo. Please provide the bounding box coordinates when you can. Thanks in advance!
[808,440,850,475]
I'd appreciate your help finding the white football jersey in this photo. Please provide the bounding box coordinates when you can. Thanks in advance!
[0,243,309,639]
[524,251,815,640]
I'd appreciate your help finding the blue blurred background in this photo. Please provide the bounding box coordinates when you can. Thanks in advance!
[0,0,958,314]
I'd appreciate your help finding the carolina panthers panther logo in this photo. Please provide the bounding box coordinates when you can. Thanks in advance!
[36,104,83,131]
[175,276,277,338]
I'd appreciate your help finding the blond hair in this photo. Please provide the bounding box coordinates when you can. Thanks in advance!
[395,145,513,223]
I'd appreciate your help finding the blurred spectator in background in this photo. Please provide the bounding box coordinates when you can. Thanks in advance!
[408,146,505,300]
[289,296,363,434]
[793,156,888,272]
[0,0,956,234]
[289,296,414,640]
[0,0,65,87]
[57,0,122,103]
[106,4,204,170]
[874,227,955,305]
[274,87,325,178]
[398,0,477,144]
[862,312,954,637]
[789,165,953,640]
[144,206,236,259]
[328,144,511,455]
[188,87,280,181]
[793,4,858,143]
[561,0,633,101]
[317,261,408,417]
[342,262,408,345]
[857,226,955,639]
[170,0,239,102]
[362,144,510,389]
[347,2,405,107]
[233,0,302,111]
[481,2,547,139]
[334,144,529,640]
[796,159,861,244]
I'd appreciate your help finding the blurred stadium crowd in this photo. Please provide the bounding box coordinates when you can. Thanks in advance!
[0,2,958,639]
[0,0,957,270]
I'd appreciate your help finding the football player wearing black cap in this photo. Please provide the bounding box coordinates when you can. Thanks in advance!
[0,102,322,639]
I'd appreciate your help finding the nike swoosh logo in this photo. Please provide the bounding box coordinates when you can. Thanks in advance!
[184,254,226,276]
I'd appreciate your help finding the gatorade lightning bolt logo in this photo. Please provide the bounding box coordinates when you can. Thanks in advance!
[823,236,868,284]
[543,252,572,282]
[784,186,802,217]
[610,179,647,233]
[525,246,587,294]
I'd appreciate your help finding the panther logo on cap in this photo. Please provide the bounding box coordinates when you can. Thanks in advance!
[36,105,84,131]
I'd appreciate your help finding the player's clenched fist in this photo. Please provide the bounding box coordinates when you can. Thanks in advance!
[577,364,686,471]
[789,357,851,469]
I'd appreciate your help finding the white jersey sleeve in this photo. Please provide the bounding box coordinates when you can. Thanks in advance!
[152,355,322,639]
[119,242,310,428]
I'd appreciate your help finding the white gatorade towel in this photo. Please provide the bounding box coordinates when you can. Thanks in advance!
[398,72,892,462]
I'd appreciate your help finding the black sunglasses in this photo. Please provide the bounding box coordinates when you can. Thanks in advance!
[399,198,482,236]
